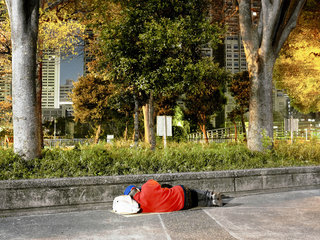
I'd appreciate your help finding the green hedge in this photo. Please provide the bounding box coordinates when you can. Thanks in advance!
[0,141,319,180]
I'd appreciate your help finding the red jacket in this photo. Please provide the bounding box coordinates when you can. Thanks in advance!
[133,179,185,213]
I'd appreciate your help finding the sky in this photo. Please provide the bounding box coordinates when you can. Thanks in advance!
[60,48,84,85]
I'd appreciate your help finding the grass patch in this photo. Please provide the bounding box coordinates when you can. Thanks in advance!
[0,141,319,180]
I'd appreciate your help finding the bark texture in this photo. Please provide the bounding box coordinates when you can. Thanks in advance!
[148,92,156,150]
[94,124,101,144]
[142,104,150,144]
[133,95,139,147]
[238,0,306,151]
[6,0,41,160]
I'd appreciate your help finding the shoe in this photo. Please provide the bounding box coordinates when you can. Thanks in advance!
[211,192,223,207]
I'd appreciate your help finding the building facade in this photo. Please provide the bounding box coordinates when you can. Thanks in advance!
[60,79,73,103]
[41,51,60,109]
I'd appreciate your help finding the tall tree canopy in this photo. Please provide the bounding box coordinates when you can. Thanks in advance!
[274,0,320,114]
[1,0,85,74]
[99,0,224,146]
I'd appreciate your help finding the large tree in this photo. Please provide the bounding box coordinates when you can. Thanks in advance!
[101,0,223,148]
[184,58,229,143]
[71,74,115,144]
[237,0,306,151]
[5,0,41,160]
[2,0,84,158]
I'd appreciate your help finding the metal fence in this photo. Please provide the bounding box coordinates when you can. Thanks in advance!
[189,125,320,143]
[274,128,320,141]
[43,138,94,148]
[188,127,243,143]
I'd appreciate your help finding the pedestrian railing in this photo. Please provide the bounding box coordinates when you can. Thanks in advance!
[43,138,94,147]
[188,126,243,143]
[189,126,320,143]
[274,128,320,141]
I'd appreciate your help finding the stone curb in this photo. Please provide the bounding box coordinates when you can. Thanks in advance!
[1,166,319,216]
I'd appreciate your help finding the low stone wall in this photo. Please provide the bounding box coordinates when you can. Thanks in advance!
[1,166,319,216]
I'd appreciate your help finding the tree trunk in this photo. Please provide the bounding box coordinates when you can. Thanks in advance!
[233,122,238,142]
[240,110,247,142]
[238,0,306,151]
[123,111,128,140]
[247,56,274,151]
[37,60,43,148]
[94,124,101,144]
[199,113,208,143]
[199,123,208,144]
[142,104,150,144]
[133,94,139,147]
[149,92,156,150]
[37,0,44,149]
[6,0,41,160]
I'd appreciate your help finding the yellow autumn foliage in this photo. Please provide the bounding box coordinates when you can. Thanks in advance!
[38,2,85,57]
[0,0,85,70]
[274,1,320,113]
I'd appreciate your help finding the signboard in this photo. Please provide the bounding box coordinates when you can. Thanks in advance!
[107,135,114,143]
[156,116,172,137]
[284,118,299,132]
[284,118,299,144]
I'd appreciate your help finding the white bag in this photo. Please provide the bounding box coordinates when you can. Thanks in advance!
[113,195,140,214]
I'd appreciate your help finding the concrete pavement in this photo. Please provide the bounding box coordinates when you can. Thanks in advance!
[0,189,319,240]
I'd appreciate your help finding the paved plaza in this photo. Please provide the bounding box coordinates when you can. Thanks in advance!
[1,189,319,240]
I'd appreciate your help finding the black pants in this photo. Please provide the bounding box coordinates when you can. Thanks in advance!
[182,186,212,210]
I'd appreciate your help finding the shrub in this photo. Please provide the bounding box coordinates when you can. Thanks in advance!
[0,140,319,180]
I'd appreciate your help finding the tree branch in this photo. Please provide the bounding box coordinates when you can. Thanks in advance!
[4,0,12,21]
[268,0,281,38]
[238,0,259,57]
[45,0,70,11]
[259,0,281,55]
[274,0,306,56]
[257,7,263,47]
[270,0,291,51]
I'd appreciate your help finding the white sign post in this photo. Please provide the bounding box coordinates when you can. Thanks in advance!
[285,117,299,144]
[157,116,172,148]
[107,135,114,143]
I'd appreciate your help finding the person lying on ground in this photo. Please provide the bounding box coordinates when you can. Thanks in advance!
[119,179,223,213]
